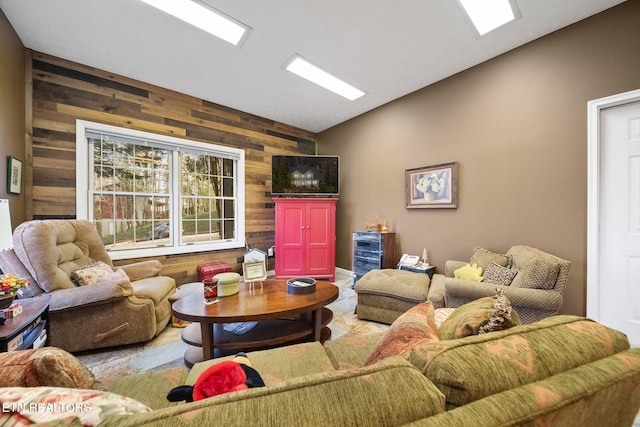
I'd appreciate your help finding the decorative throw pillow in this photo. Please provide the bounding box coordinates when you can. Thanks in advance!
[365,301,439,366]
[439,292,521,340]
[70,261,114,286]
[0,347,95,388]
[483,262,518,286]
[470,247,513,270]
[453,263,484,281]
[95,268,130,286]
[508,246,561,290]
[478,289,519,334]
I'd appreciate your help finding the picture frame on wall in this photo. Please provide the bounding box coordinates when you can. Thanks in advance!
[405,161,458,209]
[7,156,23,195]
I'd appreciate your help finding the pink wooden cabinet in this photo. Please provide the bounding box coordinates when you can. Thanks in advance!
[274,198,337,281]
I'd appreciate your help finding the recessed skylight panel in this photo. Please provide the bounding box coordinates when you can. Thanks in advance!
[284,55,365,101]
[459,0,517,36]
[139,0,250,46]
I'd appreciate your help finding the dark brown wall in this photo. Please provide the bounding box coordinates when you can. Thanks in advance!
[0,10,26,227]
[28,52,316,284]
[318,0,640,317]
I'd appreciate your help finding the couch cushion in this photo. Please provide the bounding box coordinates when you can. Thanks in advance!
[408,315,631,408]
[187,342,335,387]
[508,245,561,290]
[439,293,521,340]
[0,347,95,389]
[470,247,513,270]
[324,331,385,370]
[366,301,439,366]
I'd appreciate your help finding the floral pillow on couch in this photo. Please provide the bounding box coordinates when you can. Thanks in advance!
[70,261,115,286]
[0,387,151,426]
[482,262,518,286]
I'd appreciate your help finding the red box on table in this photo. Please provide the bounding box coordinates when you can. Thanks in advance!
[197,262,232,282]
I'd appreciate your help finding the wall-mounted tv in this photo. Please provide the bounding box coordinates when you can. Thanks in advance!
[271,155,339,197]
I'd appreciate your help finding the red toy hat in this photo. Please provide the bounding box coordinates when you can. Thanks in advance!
[167,352,265,403]
[193,360,248,400]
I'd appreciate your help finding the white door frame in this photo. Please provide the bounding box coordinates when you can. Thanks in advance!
[587,88,640,320]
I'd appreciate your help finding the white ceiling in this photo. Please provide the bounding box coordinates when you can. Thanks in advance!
[0,0,627,133]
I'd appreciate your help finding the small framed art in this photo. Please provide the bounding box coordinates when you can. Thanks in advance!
[243,261,267,282]
[405,161,458,209]
[7,156,23,195]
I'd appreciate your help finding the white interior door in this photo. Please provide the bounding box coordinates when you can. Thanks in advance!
[588,90,640,347]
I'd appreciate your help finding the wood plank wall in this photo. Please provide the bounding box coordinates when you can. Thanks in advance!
[27,51,316,285]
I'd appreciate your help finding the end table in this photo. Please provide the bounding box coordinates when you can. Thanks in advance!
[399,264,436,279]
[0,295,50,352]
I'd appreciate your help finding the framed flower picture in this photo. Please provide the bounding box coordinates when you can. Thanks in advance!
[405,161,458,209]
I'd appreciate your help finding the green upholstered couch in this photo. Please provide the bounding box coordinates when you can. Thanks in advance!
[3,316,637,425]
[87,315,640,427]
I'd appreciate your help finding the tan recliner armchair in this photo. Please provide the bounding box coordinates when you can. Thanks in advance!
[428,245,571,324]
[8,219,176,353]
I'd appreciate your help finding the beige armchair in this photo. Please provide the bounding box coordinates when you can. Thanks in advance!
[3,220,176,353]
[428,245,571,323]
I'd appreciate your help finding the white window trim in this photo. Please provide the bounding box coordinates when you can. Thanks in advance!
[76,120,245,260]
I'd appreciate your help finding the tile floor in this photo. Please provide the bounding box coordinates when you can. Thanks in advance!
[76,269,388,389]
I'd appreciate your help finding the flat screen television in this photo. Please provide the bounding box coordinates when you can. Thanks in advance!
[271,155,339,196]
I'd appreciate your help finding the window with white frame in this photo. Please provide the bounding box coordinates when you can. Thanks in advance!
[76,120,245,260]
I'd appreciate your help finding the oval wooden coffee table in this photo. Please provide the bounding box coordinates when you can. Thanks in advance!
[172,279,339,367]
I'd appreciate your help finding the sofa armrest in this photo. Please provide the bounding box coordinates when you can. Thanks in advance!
[444,260,468,278]
[118,260,163,282]
[444,278,562,311]
[412,348,640,426]
[48,280,134,311]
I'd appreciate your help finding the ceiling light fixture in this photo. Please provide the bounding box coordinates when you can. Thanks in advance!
[139,0,250,46]
[458,0,518,36]
[284,55,365,101]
